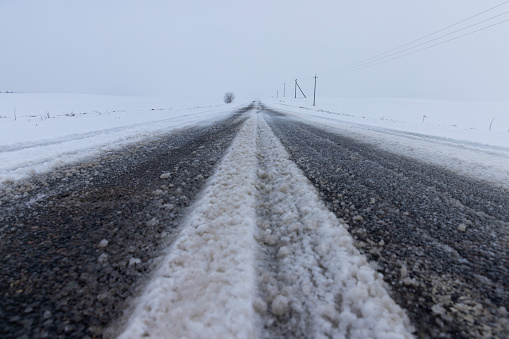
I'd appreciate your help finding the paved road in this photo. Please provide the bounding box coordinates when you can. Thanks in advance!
[0,104,251,338]
[1,103,507,338]
[262,105,509,338]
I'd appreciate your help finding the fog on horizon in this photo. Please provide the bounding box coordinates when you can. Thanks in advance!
[0,0,508,101]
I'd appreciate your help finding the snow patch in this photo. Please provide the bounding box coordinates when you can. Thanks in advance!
[255,115,414,338]
[98,239,108,248]
[159,173,171,179]
[117,115,260,338]
[267,98,509,189]
[0,93,244,185]
[128,258,142,266]
[116,111,414,338]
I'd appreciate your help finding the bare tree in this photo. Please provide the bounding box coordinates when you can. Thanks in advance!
[224,92,235,104]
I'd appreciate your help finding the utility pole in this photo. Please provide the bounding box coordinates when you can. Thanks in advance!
[313,74,318,106]
[283,83,285,97]
[295,79,306,98]
[277,90,278,98]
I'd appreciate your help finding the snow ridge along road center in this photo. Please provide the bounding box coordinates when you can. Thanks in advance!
[116,110,414,338]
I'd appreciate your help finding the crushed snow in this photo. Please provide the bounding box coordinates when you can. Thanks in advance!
[0,93,242,184]
[267,97,509,189]
[255,115,414,338]
[117,114,260,338]
[116,112,414,338]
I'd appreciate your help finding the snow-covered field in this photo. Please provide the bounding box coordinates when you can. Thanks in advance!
[267,97,509,189]
[0,93,242,184]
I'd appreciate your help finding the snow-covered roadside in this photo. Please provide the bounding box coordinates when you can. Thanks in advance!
[116,112,414,338]
[266,98,509,189]
[270,97,509,146]
[0,93,245,184]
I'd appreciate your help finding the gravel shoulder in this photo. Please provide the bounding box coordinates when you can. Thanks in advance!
[262,106,509,338]
[0,104,252,338]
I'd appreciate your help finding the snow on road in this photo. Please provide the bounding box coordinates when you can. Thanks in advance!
[4,94,506,336]
[254,116,412,338]
[271,97,509,146]
[267,97,509,189]
[3,94,507,189]
[0,93,241,184]
[117,111,414,338]
[118,112,260,339]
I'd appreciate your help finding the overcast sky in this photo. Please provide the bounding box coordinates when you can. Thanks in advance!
[1,0,508,101]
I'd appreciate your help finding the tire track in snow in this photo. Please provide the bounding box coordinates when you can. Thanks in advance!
[254,114,413,338]
[116,111,414,338]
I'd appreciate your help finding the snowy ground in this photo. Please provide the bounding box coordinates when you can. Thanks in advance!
[267,97,509,189]
[2,93,507,189]
[0,93,243,184]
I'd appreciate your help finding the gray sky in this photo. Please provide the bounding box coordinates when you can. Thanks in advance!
[1,0,508,101]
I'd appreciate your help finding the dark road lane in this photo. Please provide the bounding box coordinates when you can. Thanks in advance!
[0,105,252,338]
[263,106,509,339]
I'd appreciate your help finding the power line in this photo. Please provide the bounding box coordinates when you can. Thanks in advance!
[323,18,509,77]
[318,1,509,76]
[282,2,509,102]
[318,1,509,77]
[320,9,509,77]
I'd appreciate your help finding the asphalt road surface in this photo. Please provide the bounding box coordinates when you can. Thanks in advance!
[0,105,251,338]
[1,103,507,338]
[262,105,509,338]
